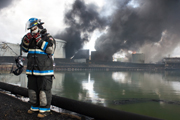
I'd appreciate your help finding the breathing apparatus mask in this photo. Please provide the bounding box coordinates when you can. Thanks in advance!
[31,26,39,34]
[10,56,25,76]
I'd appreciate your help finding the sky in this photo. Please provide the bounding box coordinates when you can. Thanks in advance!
[0,0,105,50]
[0,0,112,59]
[1,0,180,62]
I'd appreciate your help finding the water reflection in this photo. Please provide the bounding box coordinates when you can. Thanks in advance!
[81,73,105,105]
[1,71,180,102]
[1,71,180,119]
[112,72,131,84]
[52,73,65,96]
[0,73,25,87]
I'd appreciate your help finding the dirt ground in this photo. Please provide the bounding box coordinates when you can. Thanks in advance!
[0,92,83,120]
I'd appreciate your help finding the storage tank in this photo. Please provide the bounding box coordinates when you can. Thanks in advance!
[0,42,21,56]
[0,38,66,58]
[53,38,66,58]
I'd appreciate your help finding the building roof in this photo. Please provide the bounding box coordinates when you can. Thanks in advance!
[55,38,66,43]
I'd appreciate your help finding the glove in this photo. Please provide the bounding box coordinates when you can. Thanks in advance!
[33,32,41,43]
[24,33,32,43]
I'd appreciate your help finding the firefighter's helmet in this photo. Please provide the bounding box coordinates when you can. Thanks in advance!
[25,18,44,30]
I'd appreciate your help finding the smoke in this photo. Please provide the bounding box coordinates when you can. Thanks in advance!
[95,0,180,62]
[0,0,13,10]
[0,0,14,43]
[55,0,107,58]
[140,30,180,63]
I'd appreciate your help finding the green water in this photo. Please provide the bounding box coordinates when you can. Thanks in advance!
[1,71,180,120]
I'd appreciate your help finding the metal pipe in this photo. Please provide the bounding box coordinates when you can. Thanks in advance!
[0,81,28,97]
[0,82,162,120]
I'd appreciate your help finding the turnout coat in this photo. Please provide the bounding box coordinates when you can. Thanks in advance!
[21,29,55,76]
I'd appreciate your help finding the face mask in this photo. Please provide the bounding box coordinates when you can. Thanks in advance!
[31,26,39,34]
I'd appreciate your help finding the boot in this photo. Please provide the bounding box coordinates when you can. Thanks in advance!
[37,111,52,118]
[27,109,38,114]
[27,106,39,114]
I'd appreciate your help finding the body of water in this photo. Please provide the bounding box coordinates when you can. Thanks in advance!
[1,71,180,120]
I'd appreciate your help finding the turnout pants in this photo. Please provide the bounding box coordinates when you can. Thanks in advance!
[27,75,53,112]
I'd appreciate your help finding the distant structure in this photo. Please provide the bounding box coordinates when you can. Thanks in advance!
[0,42,21,63]
[0,39,66,64]
[164,57,180,70]
[0,38,66,58]
[54,39,66,58]
[91,51,113,61]
[73,49,89,59]
[73,49,89,63]
[131,53,145,63]
[0,42,21,56]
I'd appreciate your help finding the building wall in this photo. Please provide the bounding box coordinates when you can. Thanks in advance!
[73,49,89,59]
[131,53,145,63]
[53,39,66,58]
[0,43,20,56]
[164,57,180,70]
[91,51,112,61]
[0,38,66,58]
[164,58,180,63]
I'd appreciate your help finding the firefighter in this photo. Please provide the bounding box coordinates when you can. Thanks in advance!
[21,18,56,118]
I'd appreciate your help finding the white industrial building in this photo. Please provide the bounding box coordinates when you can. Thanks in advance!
[0,42,21,56]
[53,39,66,58]
[0,38,66,58]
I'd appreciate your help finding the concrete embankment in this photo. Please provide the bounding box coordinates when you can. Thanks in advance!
[0,92,82,120]
[0,61,164,73]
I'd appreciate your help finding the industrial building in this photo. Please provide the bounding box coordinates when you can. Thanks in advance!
[91,51,113,61]
[73,49,89,63]
[163,57,180,70]
[0,38,66,58]
[53,39,66,58]
[0,42,21,56]
[0,39,66,65]
[0,42,22,63]
[1,41,180,71]
[131,53,145,63]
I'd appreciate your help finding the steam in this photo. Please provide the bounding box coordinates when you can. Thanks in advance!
[55,0,106,58]
[95,0,180,62]
[140,30,180,63]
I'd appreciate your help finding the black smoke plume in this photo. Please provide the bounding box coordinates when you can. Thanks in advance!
[55,0,106,58]
[0,0,13,10]
[95,0,180,62]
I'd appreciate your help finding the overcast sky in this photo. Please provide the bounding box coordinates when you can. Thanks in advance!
[0,0,107,51]
[1,0,180,61]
